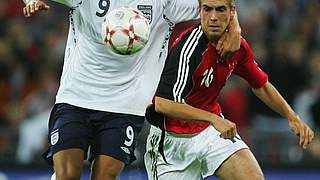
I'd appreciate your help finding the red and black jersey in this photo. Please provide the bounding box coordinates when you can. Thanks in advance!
[155,24,268,134]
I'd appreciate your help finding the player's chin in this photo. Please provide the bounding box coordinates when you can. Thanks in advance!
[207,32,222,41]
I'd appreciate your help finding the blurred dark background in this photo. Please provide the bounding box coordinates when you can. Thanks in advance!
[0,0,319,179]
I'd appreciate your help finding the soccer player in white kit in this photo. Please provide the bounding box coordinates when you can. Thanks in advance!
[22,0,241,179]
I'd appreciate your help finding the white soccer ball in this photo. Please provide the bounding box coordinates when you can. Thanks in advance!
[102,7,150,55]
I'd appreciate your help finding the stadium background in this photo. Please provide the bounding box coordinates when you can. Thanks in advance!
[0,0,319,179]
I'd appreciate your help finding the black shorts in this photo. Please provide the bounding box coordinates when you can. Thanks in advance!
[42,103,145,166]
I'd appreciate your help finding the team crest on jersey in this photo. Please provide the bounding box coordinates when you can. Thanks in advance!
[50,129,59,145]
[137,5,152,23]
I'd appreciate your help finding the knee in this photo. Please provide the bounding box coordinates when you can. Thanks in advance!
[230,165,265,180]
[92,169,121,180]
[231,171,264,180]
[249,170,264,180]
[55,173,81,180]
[91,155,124,180]
[55,167,82,180]
[105,173,119,180]
[52,149,85,180]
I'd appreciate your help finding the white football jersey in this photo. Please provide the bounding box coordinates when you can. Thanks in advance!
[52,0,199,116]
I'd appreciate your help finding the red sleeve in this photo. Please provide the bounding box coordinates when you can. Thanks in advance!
[234,39,268,89]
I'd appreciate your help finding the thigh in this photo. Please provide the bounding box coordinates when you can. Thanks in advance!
[43,103,92,165]
[90,113,145,165]
[215,149,264,180]
[144,126,201,180]
[199,126,249,178]
[158,162,201,180]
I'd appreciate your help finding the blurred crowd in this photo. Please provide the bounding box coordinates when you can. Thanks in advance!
[0,0,319,169]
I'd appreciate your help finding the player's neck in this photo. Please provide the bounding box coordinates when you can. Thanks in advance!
[207,36,219,46]
[209,39,219,47]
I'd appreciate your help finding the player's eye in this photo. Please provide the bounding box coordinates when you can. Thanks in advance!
[215,6,227,12]
[202,5,212,12]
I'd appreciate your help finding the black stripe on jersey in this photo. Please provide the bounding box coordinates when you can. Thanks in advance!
[173,26,203,102]
[69,9,77,44]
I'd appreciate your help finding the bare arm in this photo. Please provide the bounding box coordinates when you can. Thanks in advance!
[252,81,315,149]
[155,96,237,139]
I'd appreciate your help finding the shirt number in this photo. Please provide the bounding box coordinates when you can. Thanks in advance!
[96,0,110,17]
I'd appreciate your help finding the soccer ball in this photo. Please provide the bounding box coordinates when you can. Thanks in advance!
[102,7,150,55]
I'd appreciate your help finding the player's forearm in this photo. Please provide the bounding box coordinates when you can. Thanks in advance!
[252,81,297,121]
[154,96,221,124]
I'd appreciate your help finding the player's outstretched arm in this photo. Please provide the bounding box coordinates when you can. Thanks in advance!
[252,81,315,149]
[22,0,50,17]
[216,9,241,61]
[154,96,237,139]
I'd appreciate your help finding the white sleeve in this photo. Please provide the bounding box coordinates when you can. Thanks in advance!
[164,0,200,24]
[51,0,82,8]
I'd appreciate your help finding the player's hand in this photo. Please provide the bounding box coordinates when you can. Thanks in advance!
[211,118,237,139]
[216,10,241,62]
[288,115,315,149]
[23,0,50,17]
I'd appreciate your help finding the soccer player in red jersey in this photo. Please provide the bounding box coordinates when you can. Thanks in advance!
[144,0,315,179]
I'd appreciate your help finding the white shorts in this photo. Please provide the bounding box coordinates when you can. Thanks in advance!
[144,125,248,180]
